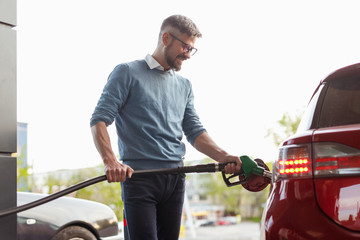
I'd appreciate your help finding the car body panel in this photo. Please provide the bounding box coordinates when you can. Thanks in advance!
[313,124,360,149]
[281,130,314,146]
[262,178,360,240]
[314,177,360,231]
[17,192,120,240]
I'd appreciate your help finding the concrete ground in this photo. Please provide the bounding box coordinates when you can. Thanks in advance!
[180,222,260,240]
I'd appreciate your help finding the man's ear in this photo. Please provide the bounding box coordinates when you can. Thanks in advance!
[162,32,171,46]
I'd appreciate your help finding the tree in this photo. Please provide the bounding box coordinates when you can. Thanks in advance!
[206,171,244,215]
[267,109,304,146]
[42,166,124,220]
[73,167,123,220]
[17,144,32,191]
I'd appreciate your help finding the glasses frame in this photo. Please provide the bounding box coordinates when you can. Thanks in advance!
[169,33,198,56]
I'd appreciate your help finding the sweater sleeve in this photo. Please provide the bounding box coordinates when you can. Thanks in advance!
[182,82,207,145]
[90,64,131,127]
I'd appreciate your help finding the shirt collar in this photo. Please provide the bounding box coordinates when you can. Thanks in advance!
[145,54,164,71]
[145,54,174,75]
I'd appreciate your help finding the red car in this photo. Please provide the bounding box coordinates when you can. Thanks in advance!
[261,63,360,240]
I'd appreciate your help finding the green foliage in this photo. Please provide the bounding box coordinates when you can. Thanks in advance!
[207,171,244,215]
[249,216,262,222]
[267,109,304,146]
[43,166,124,221]
[205,170,271,219]
[17,144,31,191]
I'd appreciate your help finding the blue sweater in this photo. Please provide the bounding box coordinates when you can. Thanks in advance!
[90,59,206,169]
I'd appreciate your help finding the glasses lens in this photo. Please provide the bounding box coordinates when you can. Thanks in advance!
[190,48,197,56]
[184,45,191,53]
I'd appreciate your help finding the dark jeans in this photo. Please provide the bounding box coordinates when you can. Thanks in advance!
[121,173,185,240]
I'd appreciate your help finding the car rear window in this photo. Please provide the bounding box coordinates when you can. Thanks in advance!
[297,84,324,132]
[319,76,360,128]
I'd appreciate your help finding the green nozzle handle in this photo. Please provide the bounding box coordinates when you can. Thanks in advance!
[240,155,265,178]
[222,155,268,187]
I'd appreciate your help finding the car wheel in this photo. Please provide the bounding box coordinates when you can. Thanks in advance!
[52,226,97,240]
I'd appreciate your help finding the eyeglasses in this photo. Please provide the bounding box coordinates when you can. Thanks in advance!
[169,33,198,56]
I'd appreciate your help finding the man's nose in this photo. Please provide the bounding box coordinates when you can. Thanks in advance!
[183,51,191,59]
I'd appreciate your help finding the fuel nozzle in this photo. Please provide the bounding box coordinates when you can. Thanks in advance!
[262,169,273,180]
[240,155,272,180]
[222,155,272,192]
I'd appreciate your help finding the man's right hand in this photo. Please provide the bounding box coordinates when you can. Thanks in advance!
[104,160,134,182]
[91,122,134,182]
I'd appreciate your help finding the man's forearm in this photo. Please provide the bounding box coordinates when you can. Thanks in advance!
[91,121,117,164]
[91,121,133,182]
[193,132,228,162]
[193,132,242,173]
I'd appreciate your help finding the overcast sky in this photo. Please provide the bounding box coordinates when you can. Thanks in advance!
[16,0,360,173]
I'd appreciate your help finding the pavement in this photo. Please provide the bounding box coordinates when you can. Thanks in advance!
[180,222,260,240]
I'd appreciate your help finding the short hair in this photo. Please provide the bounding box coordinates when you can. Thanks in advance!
[160,15,202,38]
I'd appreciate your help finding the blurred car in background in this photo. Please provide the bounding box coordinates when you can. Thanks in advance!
[17,192,122,240]
[217,216,237,226]
[261,62,360,239]
[195,219,216,227]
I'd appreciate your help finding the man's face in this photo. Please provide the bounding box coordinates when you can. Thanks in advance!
[164,33,196,71]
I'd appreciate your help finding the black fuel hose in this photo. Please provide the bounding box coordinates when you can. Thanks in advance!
[0,162,229,218]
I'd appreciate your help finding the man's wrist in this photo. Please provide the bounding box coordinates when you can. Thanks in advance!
[103,155,118,165]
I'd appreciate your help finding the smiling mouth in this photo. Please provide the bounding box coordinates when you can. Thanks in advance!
[176,57,187,65]
[177,55,187,61]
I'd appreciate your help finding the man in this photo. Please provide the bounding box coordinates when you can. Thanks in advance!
[90,15,241,240]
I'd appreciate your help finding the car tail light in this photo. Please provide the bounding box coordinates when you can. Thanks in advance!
[314,142,360,177]
[275,144,312,180]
